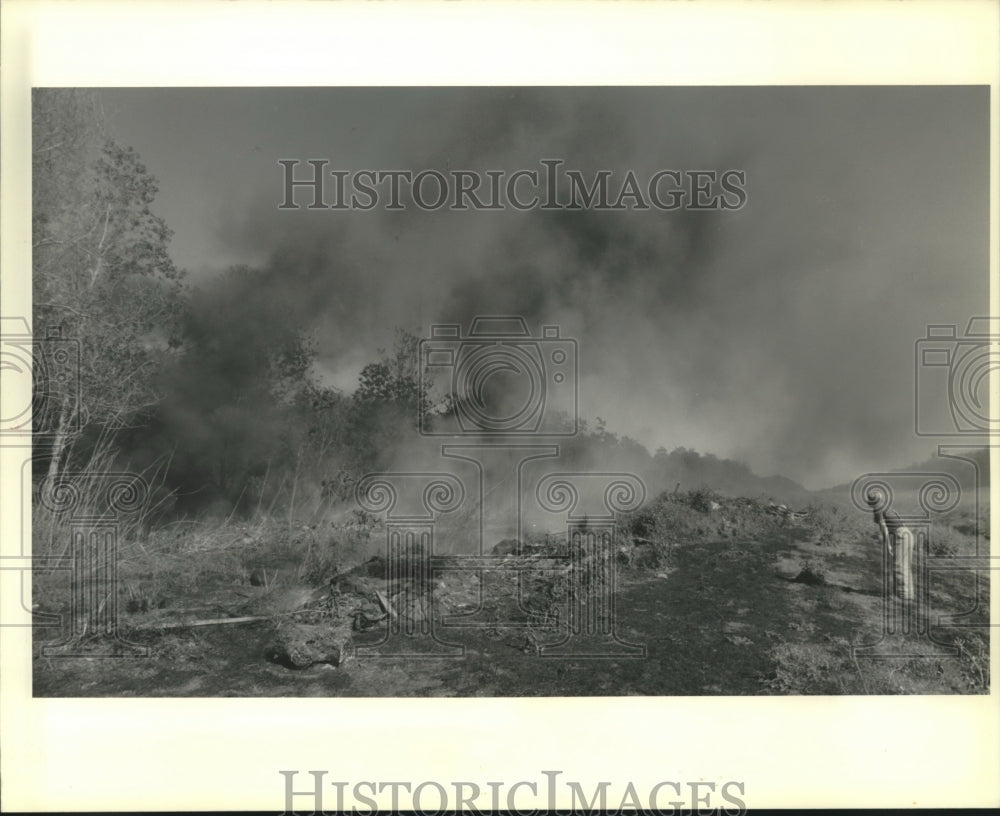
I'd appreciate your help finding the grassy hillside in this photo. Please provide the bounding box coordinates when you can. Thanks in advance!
[33,485,988,696]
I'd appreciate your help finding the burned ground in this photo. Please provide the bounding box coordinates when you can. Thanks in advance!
[32,490,990,697]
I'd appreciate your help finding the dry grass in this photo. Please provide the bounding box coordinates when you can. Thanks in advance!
[31,478,991,696]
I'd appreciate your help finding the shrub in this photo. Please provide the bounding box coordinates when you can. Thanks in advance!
[686,486,721,513]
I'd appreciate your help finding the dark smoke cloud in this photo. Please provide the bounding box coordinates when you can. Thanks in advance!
[99,86,988,488]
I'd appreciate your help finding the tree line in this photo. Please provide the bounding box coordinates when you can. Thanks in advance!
[31,90,798,527]
[31,90,433,521]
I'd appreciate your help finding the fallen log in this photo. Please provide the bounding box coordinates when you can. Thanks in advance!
[133,607,326,631]
[134,614,271,630]
[374,587,398,619]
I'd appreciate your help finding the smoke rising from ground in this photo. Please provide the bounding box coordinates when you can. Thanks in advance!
[101,87,988,489]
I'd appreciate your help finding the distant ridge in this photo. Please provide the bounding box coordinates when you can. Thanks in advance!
[557,432,811,505]
[759,473,812,501]
[819,447,989,494]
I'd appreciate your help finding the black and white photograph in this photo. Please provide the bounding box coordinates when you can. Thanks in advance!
[2,1,997,812]
[24,82,992,697]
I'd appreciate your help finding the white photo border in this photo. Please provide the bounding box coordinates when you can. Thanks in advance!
[2,0,998,811]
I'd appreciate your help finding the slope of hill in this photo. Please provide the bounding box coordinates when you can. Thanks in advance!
[556,431,811,505]
[820,447,989,494]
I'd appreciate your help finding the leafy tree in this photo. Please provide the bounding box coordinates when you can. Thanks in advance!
[353,329,426,410]
[347,329,430,472]
[155,265,317,509]
[32,90,185,485]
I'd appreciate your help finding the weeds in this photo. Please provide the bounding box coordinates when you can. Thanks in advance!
[33,471,991,697]
[794,559,827,586]
[762,642,848,694]
[954,634,990,692]
[687,486,722,513]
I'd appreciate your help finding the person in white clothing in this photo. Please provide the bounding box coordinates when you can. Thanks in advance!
[867,494,915,601]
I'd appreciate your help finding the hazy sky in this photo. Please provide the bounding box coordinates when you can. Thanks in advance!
[93,86,989,489]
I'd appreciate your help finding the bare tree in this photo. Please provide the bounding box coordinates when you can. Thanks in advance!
[32,89,185,485]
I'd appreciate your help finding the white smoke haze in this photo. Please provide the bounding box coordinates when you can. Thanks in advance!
[98,86,988,490]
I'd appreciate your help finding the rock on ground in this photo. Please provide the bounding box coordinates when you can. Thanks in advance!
[267,619,354,669]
